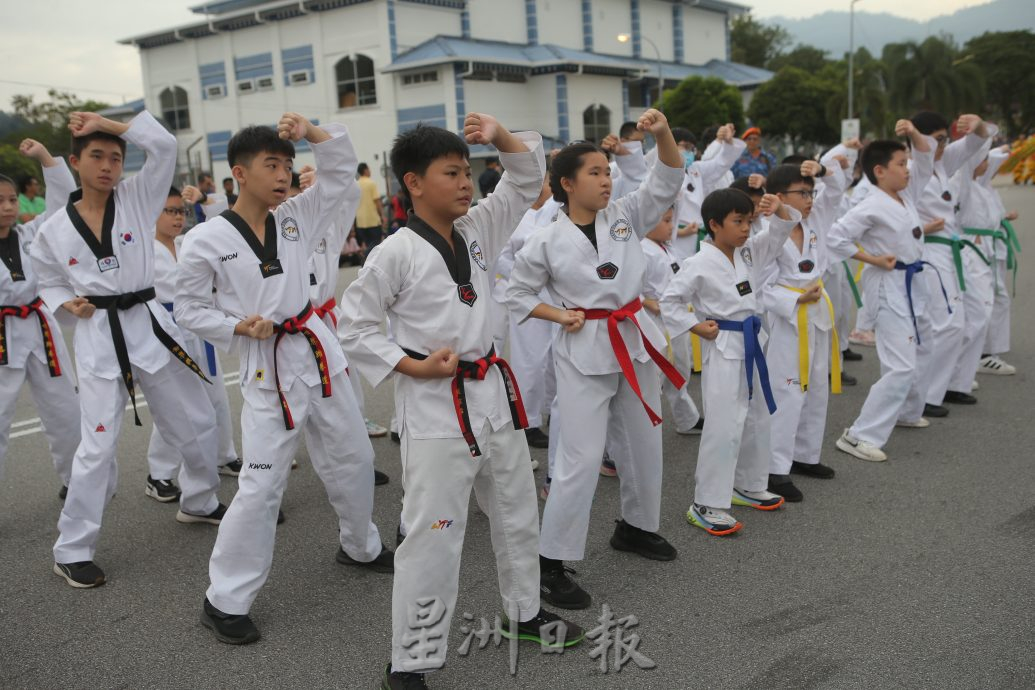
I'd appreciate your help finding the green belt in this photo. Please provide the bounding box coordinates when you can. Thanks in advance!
[842,261,863,308]
[696,227,709,253]
[1001,219,1021,255]
[963,227,1015,295]
[924,234,989,292]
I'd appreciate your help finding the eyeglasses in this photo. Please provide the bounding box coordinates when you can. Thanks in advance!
[785,190,818,199]
[162,207,186,217]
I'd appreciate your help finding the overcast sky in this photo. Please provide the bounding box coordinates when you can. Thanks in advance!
[0,0,992,109]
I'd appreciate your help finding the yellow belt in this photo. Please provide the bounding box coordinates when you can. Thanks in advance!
[689,305,702,372]
[780,281,842,395]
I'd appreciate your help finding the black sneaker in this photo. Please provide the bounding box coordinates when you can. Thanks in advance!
[380,663,427,689]
[609,519,677,561]
[833,372,858,386]
[524,427,550,449]
[176,502,228,525]
[218,459,243,477]
[375,469,390,486]
[396,524,406,547]
[943,390,977,405]
[500,607,586,649]
[53,561,105,588]
[390,431,401,444]
[768,474,803,502]
[145,475,181,503]
[58,485,67,501]
[924,403,950,418]
[336,544,394,573]
[540,559,591,610]
[843,348,863,362]
[277,509,285,525]
[791,461,836,479]
[201,597,260,645]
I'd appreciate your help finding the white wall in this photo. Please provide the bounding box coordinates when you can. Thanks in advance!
[593,0,633,57]
[468,0,527,44]
[462,75,557,138]
[536,0,583,51]
[682,7,727,64]
[640,0,675,62]
[395,2,461,52]
[565,73,625,141]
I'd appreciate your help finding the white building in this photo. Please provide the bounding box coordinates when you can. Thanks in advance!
[120,0,771,191]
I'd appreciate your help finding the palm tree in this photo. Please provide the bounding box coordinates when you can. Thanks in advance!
[883,36,985,116]
[825,47,892,139]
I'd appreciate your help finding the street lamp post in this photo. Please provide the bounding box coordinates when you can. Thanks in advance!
[848,0,862,119]
[617,33,663,110]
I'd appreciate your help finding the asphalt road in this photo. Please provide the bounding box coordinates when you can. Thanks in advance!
[1,181,1033,689]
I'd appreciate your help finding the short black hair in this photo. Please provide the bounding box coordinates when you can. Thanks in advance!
[197,172,213,183]
[861,140,907,185]
[700,125,720,148]
[167,185,181,198]
[17,175,38,194]
[227,126,295,168]
[671,127,696,147]
[702,188,754,237]
[619,121,639,139]
[781,154,810,165]
[389,124,470,198]
[549,141,606,204]
[357,162,370,176]
[486,156,500,165]
[766,164,815,194]
[729,176,764,198]
[222,177,233,185]
[911,111,950,136]
[71,130,126,159]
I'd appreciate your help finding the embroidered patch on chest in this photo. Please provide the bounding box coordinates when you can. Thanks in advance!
[469,241,487,270]
[740,247,753,266]
[596,262,619,280]
[315,239,326,254]
[736,280,753,296]
[119,231,136,246]
[912,226,922,239]
[609,219,632,242]
[457,282,478,306]
[280,217,299,241]
[798,259,815,273]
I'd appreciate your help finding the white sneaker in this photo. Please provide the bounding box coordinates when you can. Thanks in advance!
[530,457,540,470]
[848,329,876,347]
[971,380,979,392]
[895,417,931,428]
[836,429,887,462]
[365,418,388,437]
[978,355,1016,376]
[687,503,742,535]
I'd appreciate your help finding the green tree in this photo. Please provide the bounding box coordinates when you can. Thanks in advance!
[0,143,42,184]
[821,48,892,139]
[730,15,791,69]
[882,36,985,116]
[766,45,830,73]
[748,67,839,147]
[657,76,745,136]
[963,30,1035,136]
[5,90,110,158]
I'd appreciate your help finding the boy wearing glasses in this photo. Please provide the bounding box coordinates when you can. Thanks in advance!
[760,155,850,502]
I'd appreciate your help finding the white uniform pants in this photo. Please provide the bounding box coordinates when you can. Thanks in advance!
[922,261,965,405]
[949,251,995,392]
[147,356,237,479]
[766,320,831,475]
[508,316,554,427]
[694,345,771,509]
[0,353,79,485]
[665,331,701,432]
[850,291,929,446]
[984,257,1011,355]
[824,265,853,355]
[53,359,220,563]
[540,355,663,561]
[206,371,382,614]
[391,424,540,673]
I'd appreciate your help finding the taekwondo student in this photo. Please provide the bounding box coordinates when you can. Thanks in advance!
[827,120,937,462]
[175,114,389,645]
[339,114,583,689]
[145,186,241,502]
[32,110,223,589]
[760,157,849,503]
[0,139,79,494]
[910,112,995,409]
[661,189,800,536]
[507,109,685,609]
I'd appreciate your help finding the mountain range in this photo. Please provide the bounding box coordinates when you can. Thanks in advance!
[765,0,1034,58]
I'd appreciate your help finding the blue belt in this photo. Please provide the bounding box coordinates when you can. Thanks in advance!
[893,260,952,344]
[162,302,218,377]
[712,315,777,414]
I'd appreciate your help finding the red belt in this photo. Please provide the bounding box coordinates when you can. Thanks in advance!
[313,297,337,329]
[577,297,686,426]
[273,302,332,430]
[0,296,61,377]
[403,346,528,457]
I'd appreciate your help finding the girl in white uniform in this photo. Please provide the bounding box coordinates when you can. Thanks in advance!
[507,109,685,609]
[175,115,388,645]
[0,140,79,493]
[661,189,799,536]
[33,110,223,589]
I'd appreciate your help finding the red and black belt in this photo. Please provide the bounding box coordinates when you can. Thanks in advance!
[86,287,211,426]
[312,297,337,329]
[576,297,686,426]
[0,296,62,377]
[273,302,332,430]
[402,345,528,457]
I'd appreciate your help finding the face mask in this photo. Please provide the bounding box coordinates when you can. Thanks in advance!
[682,150,696,168]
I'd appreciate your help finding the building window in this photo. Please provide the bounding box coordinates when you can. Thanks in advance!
[583,104,610,144]
[401,70,439,86]
[496,72,528,84]
[336,55,377,109]
[160,87,190,132]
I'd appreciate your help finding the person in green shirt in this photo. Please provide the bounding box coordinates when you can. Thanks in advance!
[18,175,46,222]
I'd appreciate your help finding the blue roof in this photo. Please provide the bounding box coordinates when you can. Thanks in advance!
[97,98,146,118]
[385,36,772,87]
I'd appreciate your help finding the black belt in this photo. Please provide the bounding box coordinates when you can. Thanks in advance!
[85,287,210,426]
[402,346,527,457]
